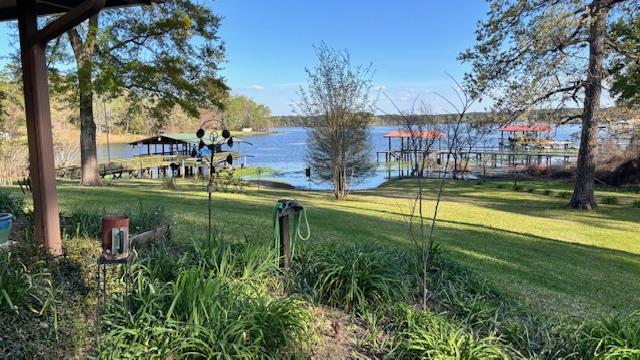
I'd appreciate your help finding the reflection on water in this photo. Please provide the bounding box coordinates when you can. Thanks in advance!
[96,125,584,190]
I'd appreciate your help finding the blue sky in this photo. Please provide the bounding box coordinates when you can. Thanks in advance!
[0,1,490,115]
[216,0,490,115]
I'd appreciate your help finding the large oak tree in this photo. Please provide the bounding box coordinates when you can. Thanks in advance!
[55,0,227,185]
[461,0,639,209]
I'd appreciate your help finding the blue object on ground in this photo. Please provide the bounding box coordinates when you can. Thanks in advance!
[0,213,14,244]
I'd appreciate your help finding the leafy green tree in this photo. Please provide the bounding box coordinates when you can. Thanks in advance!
[222,95,272,131]
[610,11,640,107]
[296,44,374,199]
[53,0,228,185]
[460,0,639,210]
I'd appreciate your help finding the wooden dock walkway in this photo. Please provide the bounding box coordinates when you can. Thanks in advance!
[56,152,239,180]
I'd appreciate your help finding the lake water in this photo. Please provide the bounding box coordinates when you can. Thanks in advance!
[97,124,584,190]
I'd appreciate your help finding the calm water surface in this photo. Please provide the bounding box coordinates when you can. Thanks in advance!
[97,125,584,190]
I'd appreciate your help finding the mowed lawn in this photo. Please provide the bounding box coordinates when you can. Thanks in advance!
[8,177,640,319]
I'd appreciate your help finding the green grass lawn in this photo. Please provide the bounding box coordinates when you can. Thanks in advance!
[7,177,640,319]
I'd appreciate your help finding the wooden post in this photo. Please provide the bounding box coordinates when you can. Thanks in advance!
[279,215,290,268]
[18,2,62,256]
[16,0,106,256]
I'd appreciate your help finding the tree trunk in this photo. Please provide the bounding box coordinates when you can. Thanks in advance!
[570,6,608,210]
[79,64,100,185]
[68,17,100,186]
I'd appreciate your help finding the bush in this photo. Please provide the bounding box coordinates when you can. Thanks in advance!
[295,242,408,311]
[601,196,619,205]
[633,200,640,209]
[513,184,523,191]
[543,189,553,196]
[0,190,24,216]
[527,188,535,193]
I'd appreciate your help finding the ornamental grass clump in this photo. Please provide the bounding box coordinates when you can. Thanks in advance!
[573,311,640,359]
[296,242,408,311]
[392,305,510,359]
[100,235,310,359]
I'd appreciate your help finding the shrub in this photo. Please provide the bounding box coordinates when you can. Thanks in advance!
[543,189,553,196]
[633,200,640,209]
[558,191,572,199]
[513,184,523,191]
[496,184,506,189]
[0,190,25,216]
[601,196,619,205]
[527,188,535,193]
[295,242,408,311]
[574,312,640,359]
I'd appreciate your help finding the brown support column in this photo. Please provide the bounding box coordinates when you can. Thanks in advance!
[18,1,62,256]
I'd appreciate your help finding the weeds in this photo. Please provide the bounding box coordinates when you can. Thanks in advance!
[0,190,25,216]
[558,191,572,199]
[159,177,176,190]
[62,202,172,239]
[601,196,619,205]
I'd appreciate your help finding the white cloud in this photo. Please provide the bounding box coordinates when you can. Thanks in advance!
[250,84,264,90]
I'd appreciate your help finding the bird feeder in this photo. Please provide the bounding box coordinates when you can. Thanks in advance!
[101,216,130,260]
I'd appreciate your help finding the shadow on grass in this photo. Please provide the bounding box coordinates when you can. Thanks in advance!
[51,181,640,318]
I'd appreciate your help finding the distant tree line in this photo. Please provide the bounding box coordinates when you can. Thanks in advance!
[270,107,639,128]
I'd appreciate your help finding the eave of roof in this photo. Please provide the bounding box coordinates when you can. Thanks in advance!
[0,0,154,22]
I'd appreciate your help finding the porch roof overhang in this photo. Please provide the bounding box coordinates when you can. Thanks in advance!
[0,0,152,21]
